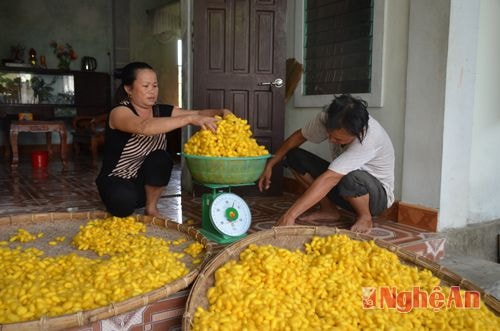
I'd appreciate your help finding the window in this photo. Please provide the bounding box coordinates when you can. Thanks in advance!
[294,0,385,107]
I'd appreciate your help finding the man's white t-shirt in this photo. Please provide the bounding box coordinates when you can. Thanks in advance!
[301,111,395,207]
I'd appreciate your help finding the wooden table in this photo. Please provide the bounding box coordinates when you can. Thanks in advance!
[9,120,68,168]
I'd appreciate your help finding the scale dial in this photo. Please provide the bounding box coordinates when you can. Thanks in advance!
[209,193,251,237]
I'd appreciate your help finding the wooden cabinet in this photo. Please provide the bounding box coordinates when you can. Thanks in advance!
[73,71,111,116]
[0,67,111,119]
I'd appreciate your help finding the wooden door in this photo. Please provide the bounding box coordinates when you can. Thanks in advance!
[74,72,111,116]
[193,0,287,195]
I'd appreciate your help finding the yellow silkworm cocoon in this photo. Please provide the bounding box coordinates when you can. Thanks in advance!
[184,242,204,258]
[8,229,41,243]
[192,235,500,330]
[172,237,188,246]
[0,217,198,324]
[184,114,269,157]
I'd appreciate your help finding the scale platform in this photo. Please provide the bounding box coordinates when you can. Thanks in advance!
[195,181,255,245]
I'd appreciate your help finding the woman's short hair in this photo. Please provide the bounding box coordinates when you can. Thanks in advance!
[323,94,369,142]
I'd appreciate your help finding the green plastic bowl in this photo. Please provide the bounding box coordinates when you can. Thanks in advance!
[181,153,272,185]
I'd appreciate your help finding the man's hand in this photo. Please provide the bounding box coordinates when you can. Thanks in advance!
[257,166,272,192]
[274,214,296,226]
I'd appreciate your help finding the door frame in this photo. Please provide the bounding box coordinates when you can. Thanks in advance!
[180,0,194,145]
[179,0,194,192]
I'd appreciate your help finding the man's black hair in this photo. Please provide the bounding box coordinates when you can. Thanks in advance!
[322,94,369,143]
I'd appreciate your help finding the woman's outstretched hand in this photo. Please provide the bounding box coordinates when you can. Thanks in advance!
[193,115,221,132]
[221,108,233,117]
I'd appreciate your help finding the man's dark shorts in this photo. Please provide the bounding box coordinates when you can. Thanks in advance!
[284,148,387,216]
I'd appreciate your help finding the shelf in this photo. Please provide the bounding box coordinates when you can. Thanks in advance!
[0,68,110,119]
[0,65,99,74]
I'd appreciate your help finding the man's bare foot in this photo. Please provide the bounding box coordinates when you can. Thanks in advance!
[350,217,372,233]
[297,209,341,223]
[145,208,164,218]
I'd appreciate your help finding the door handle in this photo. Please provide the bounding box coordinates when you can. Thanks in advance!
[259,78,284,88]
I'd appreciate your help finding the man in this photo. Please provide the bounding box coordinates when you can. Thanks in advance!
[258,94,395,233]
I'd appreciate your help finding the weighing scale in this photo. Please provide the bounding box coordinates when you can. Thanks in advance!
[198,182,254,244]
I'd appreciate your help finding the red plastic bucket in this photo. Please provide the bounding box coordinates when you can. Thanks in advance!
[31,151,49,168]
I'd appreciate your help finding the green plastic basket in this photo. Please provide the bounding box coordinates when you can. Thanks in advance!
[181,153,272,185]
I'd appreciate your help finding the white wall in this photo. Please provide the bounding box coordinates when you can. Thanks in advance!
[401,0,499,229]
[439,0,480,230]
[0,0,112,73]
[402,0,450,209]
[468,0,500,223]
[286,0,410,201]
[129,0,180,105]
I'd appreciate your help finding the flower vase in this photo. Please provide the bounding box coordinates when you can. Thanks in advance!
[58,58,70,70]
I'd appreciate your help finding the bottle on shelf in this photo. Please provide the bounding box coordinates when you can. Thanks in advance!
[29,48,38,67]
[39,55,47,69]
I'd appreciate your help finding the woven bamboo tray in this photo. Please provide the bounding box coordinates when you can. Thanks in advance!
[0,211,215,331]
[182,226,500,330]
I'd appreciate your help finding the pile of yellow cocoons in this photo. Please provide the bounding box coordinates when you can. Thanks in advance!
[192,235,500,330]
[0,217,202,324]
[183,114,269,157]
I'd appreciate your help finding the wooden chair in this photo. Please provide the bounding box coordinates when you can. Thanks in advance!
[72,113,107,167]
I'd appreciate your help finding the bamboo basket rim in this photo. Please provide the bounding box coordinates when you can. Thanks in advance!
[182,225,500,330]
[0,211,216,331]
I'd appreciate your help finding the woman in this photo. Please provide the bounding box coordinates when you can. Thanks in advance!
[96,61,230,217]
